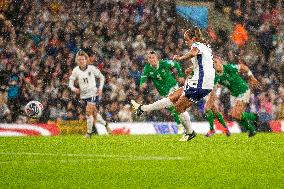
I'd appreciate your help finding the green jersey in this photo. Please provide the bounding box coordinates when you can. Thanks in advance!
[214,64,249,97]
[140,60,184,96]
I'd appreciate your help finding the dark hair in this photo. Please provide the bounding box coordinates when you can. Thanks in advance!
[147,50,156,55]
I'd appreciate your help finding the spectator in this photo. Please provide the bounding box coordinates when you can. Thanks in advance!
[118,104,133,122]
[0,86,11,122]
[0,0,282,124]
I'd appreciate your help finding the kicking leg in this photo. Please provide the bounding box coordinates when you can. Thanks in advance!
[131,87,183,115]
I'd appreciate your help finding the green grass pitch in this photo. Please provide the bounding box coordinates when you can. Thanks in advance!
[0,133,284,188]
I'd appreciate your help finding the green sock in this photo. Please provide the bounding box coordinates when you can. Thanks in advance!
[242,112,257,121]
[168,106,181,125]
[205,110,215,130]
[241,114,256,132]
[215,112,227,128]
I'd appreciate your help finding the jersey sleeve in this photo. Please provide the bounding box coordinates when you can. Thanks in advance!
[69,68,77,91]
[140,65,149,86]
[92,66,105,90]
[226,64,239,73]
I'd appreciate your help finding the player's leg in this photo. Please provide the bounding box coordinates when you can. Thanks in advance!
[96,113,112,134]
[173,94,196,141]
[215,111,230,136]
[211,103,230,136]
[131,87,183,115]
[231,90,256,137]
[85,102,97,138]
[205,110,216,136]
[231,101,256,137]
[204,95,216,137]
[167,106,181,125]
[241,112,258,122]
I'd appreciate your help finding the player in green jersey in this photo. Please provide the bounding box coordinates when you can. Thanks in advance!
[139,50,192,136]
[185,67,230,137]
[213,57,259,137]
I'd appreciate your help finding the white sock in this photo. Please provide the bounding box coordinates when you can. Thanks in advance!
[86,115,94,134]
[179,111,193,134]
[141,97,173,112]
[96,113,106,126]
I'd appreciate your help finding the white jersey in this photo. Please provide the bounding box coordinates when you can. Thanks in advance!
[69,65,105,99]
[185,42,215,90]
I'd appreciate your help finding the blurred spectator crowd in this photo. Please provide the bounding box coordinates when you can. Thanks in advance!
[0,0,283,124]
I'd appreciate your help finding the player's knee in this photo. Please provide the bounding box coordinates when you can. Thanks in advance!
[86,106,95,116]
[205,105,211,112]
[232,111,241,120]
[86,110,92,116]
[175,105,184,114]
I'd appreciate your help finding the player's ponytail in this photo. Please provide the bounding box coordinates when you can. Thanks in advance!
[193,27,203,41]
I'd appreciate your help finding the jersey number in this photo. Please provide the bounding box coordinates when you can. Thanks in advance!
[83,78,88,83]
[157,74,162,80]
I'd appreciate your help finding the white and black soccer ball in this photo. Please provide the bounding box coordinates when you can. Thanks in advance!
[24,101,44,118]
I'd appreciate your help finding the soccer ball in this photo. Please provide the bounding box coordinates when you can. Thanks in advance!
[24,101,43,118]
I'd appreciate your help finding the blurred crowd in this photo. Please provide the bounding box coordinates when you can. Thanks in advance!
[213,0,284,122]
[0,0,283,124]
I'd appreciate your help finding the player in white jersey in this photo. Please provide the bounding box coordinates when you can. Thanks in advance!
[131,27,215,141]
[69,50,108,138]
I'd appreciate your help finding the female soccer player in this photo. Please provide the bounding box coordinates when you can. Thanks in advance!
[69,50,106,138]
[185,66,230,137]
[139,50,186,132]
[132,27,215,141]
[213,57,259,137]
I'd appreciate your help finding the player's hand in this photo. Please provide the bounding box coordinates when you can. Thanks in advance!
[97,88,103,96]
[173,55,182,61]
[73,88,80,94]
[249,77,260,89]
[178,77,185,85]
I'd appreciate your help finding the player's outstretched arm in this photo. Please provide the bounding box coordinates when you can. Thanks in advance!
[173,47,199,62]
[239,64,260,89]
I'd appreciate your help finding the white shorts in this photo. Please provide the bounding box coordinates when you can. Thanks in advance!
[230,89,251,107]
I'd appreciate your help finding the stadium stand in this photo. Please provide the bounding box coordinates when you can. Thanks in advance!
[0,0,283,125]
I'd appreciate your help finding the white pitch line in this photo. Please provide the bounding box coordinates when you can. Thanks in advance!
[0,152,185,161]
[0,158,100,165]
